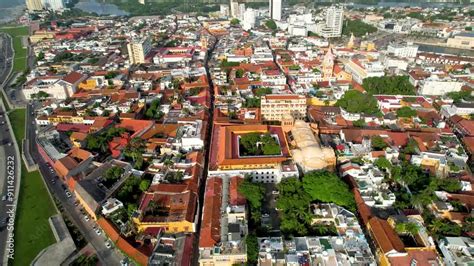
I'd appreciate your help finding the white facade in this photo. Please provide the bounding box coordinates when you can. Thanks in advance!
[419,77,464,96]
[440,103,474,118]
[42,0,64,11]
[220,4,229,17]
[242,8,256,31]
[269,0,282,21]
[316,6,344,38]
[344,59,384,84]
[387,43,419,58]
[230,0,239,18]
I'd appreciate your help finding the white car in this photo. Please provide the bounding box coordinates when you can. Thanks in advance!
[84,215,90,222]
[65,192,72,198]
[95,228,102,235]
[105,241,112,249]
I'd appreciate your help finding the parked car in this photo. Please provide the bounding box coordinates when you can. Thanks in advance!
[95,228,102,235]
[84,215,90,222]
[105,241,112,249]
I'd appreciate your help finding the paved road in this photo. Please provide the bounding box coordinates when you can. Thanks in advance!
[0,108,19,264]
[0,35,21,264]
[35,158,124,265]
[27,103,124,265]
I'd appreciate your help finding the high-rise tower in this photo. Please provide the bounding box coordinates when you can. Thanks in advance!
[269,0,281,21]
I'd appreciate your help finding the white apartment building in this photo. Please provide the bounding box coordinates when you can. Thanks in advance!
[260,94,307,121]
[316,6,344,38]
[230,1,245,20]
[22,72,86,100]
[127,37,152,65]
[242,8,256,31]
[344,59,384,84]
[42,0,64,11]
[269,0,282,21]
[440,102,474,118]
[418,76,464,96]
[387,42,419,58]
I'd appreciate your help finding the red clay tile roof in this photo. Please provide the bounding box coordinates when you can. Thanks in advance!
[229,176,246,206]
[62,71,85,84]
[199,177,222,248]
[369,217,405,254]
[388,249,440,265]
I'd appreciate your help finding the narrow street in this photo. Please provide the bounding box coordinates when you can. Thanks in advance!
[191,33,218,265]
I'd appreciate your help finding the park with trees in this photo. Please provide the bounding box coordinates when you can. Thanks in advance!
[362,76,415,95]
[335,90,380,116]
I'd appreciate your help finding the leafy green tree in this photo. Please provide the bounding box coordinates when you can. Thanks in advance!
[395,222,419,237]
[277,178,312,236]
[238,177,265,222]
[446,90,474,103]
[435,178,461,193]
[105,166,124,181]
[396,106,417,118]
[374,157,392,170]
[244,97,260,108]
[302,171,355,211]
[371,136,388,151]
[403,138,419,155]
[235,69,245,78]
[123,137,146,169]
[145,99,164,120]
[230,18,240,25]
[139,179,151,192]
[246,234,258,264]
[265,19,277,30]
[362,76,415,95]
[255,87,272,97]
[342,19,377,37]
[352,119,366,127]
[335,90,380,116]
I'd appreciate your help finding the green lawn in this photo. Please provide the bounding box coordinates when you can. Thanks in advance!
[13,165,56,266]
[8,108,57,266]
[0,26,29,72]
[8,109,26,144]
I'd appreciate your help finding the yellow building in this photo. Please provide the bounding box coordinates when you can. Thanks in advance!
[30,31,55,44]
[260,94,307,121]
[26,0,43,11]
[133,189,197,233]
[78,79,99,90]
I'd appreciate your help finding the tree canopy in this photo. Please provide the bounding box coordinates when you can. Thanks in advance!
[238,177,265,222]
[277,178,312,236]
[342,19,377,37]
[302,171,355,211]
[230,18,240,25]
[335,90,380,116]
[371,135,388,150]
[265,19,277,30]
[239,133,281,156]
[396,106,417,118]
[362,76,415,95]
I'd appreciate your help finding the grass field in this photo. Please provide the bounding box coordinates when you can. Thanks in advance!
[12,165,56,266]
[8,109,57,266]
[8,109,26,145]
[0,26,29,73]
